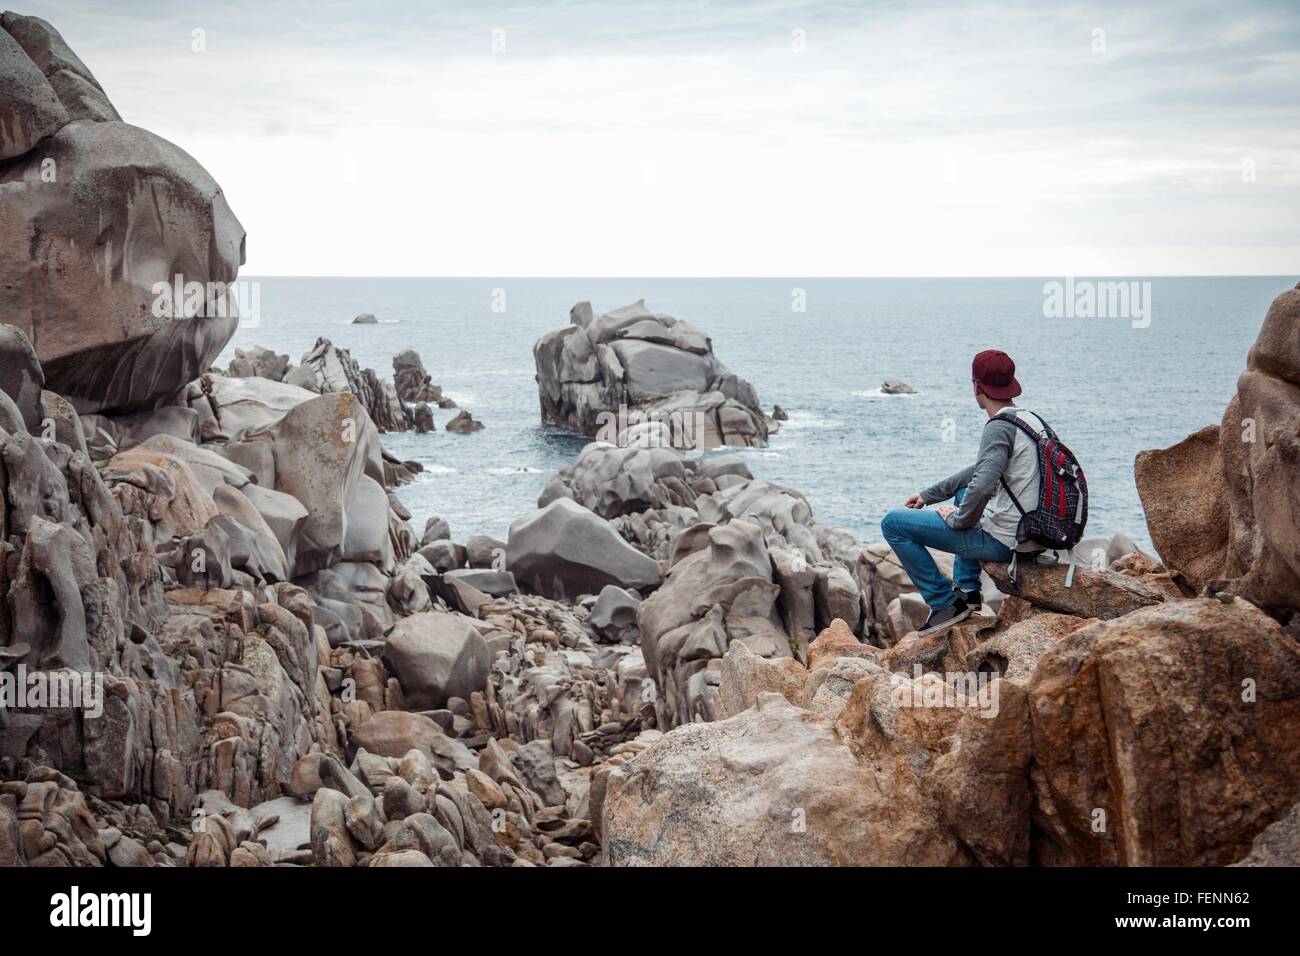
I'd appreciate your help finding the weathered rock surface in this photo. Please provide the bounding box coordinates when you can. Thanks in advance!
[881,378,916,395]
[381,613,490,710]
[298,338,409,433]
[0,324,44,432]
[393,349,454,406]
[603,692,975,866]
[534,299,774,450]
[1138,282,1300,613]
[2,13,120,123]
[1232,801,1300,866]
[444,410,484,433]
[506,498,661,601]
[637,520,791,727]
[0,18,244,414]
[1025,598,1300,866]
[0,22,68,161]
[982,560,1168,620]
[226,345,291,382]
[1134,424,1229,589]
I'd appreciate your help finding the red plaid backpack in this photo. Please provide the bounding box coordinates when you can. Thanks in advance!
[992,410,1089,564]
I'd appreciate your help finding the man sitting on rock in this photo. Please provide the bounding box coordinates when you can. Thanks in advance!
[881,349,1045,637]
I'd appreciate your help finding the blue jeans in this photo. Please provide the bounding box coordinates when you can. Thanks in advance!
[880,489,1012,609]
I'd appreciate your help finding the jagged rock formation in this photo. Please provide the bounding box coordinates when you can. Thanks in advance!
[1137,281,1300,612]
[393,350,455,407]
[528,441,876,728]
[534,300,774,450]
[0,323,648,866]
[298,339,409,433]
[227,346,291,383]
[444,410,484,433]
[605,580,1300,866]
[223,342,459,436]
[0,12,245,414]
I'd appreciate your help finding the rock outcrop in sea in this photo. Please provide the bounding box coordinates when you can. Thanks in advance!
[533,299,775,449]
[0,13,1295,870]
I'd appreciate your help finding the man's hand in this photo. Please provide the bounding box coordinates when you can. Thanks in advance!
[936,504,957,519]
[904,493,926,509]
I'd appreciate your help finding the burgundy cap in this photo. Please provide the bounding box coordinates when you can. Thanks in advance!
[972,349,1022,400]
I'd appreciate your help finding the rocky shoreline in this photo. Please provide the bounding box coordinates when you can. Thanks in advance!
[1,12,1297,869]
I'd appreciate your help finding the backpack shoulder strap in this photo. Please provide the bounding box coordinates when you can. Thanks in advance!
[990,409,1046,442]
[989,411,1036,517]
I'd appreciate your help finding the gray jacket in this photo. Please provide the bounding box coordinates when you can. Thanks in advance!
[920,407,1045,551]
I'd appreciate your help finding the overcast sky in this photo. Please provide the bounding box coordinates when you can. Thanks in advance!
[20,0,1300,276]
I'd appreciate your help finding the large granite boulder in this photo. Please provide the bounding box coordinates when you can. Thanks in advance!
[1,13,120,123]
[0,15,244,414]
[1134,424,1229,589]
[1137,282,1300,613]
[186,373,317,443]
[0,21,66,161]
[533,299,773,450]
[982,560,1169,619]
[637,519,790,727]
[1025,597,1300,865]
[1218,284,1300,611]
[226,345,291,382]
[602,691,978,866]
[381,613,491,710]
[234,392,385,576]
[0,323,44,431]
[505,498,661,601]
[100,444,219,538]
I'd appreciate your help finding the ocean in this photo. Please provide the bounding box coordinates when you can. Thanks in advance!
[216,276,1287,555]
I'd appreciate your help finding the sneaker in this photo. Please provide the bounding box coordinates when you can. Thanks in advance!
[917,601,971,637]
[953,588,982,610]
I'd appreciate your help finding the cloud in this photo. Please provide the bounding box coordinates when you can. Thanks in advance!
[17,0,1300,275]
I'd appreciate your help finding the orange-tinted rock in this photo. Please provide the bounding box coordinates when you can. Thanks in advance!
[983,560,1167,620]
[1134,424,1229,588]
[806,617,877,671]
[1025,597,1300,866]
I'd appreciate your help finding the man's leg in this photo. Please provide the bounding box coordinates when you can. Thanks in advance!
[880,508,963,609]
[882,509,1014,609]
[953,533,1012,594]
[947,487,981,596]
[941,489,1011,596]
[952,554,984,596]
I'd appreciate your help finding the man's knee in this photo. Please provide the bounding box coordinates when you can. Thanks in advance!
[880,509,908,541]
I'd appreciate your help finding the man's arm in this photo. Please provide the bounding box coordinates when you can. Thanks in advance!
[919,464,975,505]
[943,419,1017,529]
